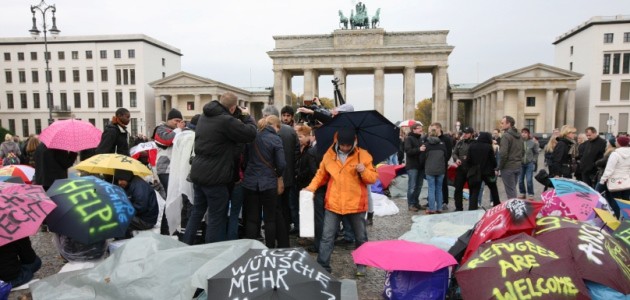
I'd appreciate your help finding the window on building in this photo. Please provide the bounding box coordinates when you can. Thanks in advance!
[45,70,52,82]
[100,50,107,59]
[569,62,573,71]
[101,68,108,82]
[5,70,12,83]
[116,91,123,107]
[613,53,621,74]
[570,46,573,55]
[103,118,109,129]
[58,51,65,60]
[3,53,10,61]
[20,93,27,109]
[59,70,66,83]
[86,50,93,59]
[621,82,630,101]
[599,113,610,133]
[33,92,40,109]
[128,49,135,58]
[34,119,41,134]
[46,93,52,109]
[44,51,51,60]
[601,82,611,101]
[86,69,94,82]
[73,69,80,82]
[162,72,165,78]
[130,91,137,108]
[8,119,15,134]
[7,93,14,109]
[123,69,128,85]
[624,32,630,43]
[620,113,629,133]
[88,92,95,108]
[32,70,39,83]
[114,50,121,59]
[30,52,37,60]
[102,91,109,108]
[17,52,24,61]
[71,51,78,59]
[130,69,135,85]
[130,118,138,135]
[116,69,121,85]
[88,118,95,126]
[623,53,630,74]
[22,119,29,137]
[60,92,67,109]
[74,92,81,108]
[18,70,26,83]
[187,101,194,110]
[604,33,614,43]
[603,54,611,74]
[162,58,165,66]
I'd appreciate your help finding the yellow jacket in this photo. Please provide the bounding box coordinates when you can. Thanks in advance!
[307,144,378,215]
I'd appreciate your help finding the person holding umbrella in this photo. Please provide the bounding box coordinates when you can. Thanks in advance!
[305,128,378,277]
[32,143,77,191]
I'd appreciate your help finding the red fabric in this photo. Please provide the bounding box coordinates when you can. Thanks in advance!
[131,149,157,167]
[376,164,406,189]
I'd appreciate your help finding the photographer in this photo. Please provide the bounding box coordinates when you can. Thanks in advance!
[296,97,334,126]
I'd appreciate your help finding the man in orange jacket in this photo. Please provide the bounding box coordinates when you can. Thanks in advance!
[306,128,378,276]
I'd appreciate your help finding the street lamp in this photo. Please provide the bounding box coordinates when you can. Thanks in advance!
[29,0,60,126]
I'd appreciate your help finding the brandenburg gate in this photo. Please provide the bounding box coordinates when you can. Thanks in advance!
[267,28,454,123]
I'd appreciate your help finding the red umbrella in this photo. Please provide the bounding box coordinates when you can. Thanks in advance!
[39,119,102,152]
[461,199,543,264]
[352,240,457,272]
[534,216,630,294]
[376,164,406,189]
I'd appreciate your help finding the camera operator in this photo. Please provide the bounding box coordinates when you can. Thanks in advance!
[296,97,334,126]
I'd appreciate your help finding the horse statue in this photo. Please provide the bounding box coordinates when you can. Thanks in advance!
[350,2,370,29]
[338,10,348,29]
[371,8,381,28]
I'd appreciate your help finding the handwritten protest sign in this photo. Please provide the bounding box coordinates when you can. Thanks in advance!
[0,183,56,246]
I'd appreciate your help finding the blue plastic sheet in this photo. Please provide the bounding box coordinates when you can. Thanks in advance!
[371,179,385,194]
[382,267,449,300]
[586,280,630,300]
[0,280,10,300]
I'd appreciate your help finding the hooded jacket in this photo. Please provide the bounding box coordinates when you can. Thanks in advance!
[120,174,159,225]
[499,127,524,171]
[550,136,575,177]
[467,132,497,176]
[242,126,286,192]
[189,101,257,186]
[307,137,378,215]
[422,136,447,176]
[599,147,630,186]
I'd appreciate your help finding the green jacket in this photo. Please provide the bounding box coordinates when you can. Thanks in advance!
[499,127,524,170]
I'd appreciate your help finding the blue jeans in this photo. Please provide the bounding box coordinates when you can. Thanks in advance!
[318,210,367,273]
[183,184,229,244]
[406,169,424,207]
[386,153,398,165]
[426,174,444,212]
[518,162,535,197]
[501,168,521,199]
[227,183,244,240]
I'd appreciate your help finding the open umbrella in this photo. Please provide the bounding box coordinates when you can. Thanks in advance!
[398,119,421,127]
[0,182,56,246]
[38,119,102,152]
[129,141,158,166]
[74,153,152,177]
[376,164,406,189]
[45,176,135,244]
[613,220,630,251]
[614,198,630,220]
[0,165,35,184]
[534,216,630,294]
[352,240,456,272]
[456,233,590,300]
[208,248,341,299]
[594,208,621,230]
[543,178,608,221]
[0,176,25,184]
[461,199,543,264]
[315,110,400,163]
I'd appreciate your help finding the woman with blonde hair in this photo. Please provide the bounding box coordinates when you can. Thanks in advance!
[549,126,577,178]
[1,133,21,165]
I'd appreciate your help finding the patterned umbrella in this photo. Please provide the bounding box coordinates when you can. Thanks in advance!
[398,119,422,127]
[0,165,35,184]
[538,178,612,222]
[38,119,102,152]
[0,182,57,246]
[74,153,152,177]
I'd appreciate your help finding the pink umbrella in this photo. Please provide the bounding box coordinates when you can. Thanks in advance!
[0,165,35,184]
[539,189,575,218]
[39,119,102,152]
[539,187,606,222]
[352,240,457,272]
[376,164,406,189]
[0,182,56,246]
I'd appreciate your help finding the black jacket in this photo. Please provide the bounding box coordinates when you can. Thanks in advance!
[580,136,607,173]
[550,137,575,177]
[452,137,473,169]
[439,133,453,165]
[404,132,424,170]
[295,143,318,190]
[278,124,299,187]
[242,126,286,191]
[467,132,497,177]
[422,136,447,176]
[0,238,37,282]
[33,143,77,189]
[189,101,257,186]
[124,176,159,225]
[95,123,130,156]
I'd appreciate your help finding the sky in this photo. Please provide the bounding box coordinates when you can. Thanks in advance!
[1,0,627,122]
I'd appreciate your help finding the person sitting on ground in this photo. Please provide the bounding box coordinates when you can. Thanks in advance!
[114,169,159,237]
[0,237,42,288]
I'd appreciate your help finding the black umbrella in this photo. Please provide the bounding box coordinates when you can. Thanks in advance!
[447,228,475,263]
[208,248,341,300]
[315,110,400,163]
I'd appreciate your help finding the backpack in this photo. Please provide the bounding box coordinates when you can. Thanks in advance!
[2,152,20,166]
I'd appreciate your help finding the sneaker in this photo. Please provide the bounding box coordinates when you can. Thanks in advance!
[408,205,420,212]
[442,203,448,211]
[517,194,526,199]
[425,210,435,215]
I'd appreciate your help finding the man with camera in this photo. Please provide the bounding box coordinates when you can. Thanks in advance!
[296,97,334,126]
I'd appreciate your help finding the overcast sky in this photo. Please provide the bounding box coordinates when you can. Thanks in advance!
[1,0,627,121]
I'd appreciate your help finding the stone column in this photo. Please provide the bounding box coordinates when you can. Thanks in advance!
[474,98,479,129]
[566,89,576,126]
[333,68,347,101]
[451,99,458,129]
[496,90,505,123]
[403,66,416,120]
[170,95,178,112]
[545,89,556,132]
[477,98,483,130]
[485,94,492,131]
[273,69,283,106]
[434,66,448,125]
[517,89,526,128]
[303,69,315,101]
[374,67,385,114]
[556,90,567,127]
[489,92,496,130]
[194,94,201,113]
[154,96,162,124]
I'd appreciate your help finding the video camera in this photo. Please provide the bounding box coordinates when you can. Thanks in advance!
[296,97,331,127]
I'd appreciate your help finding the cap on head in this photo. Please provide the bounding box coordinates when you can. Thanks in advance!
[167,108,183,120]
[335,103,354,113]
[336,128,356,145]
[463,127,475,134]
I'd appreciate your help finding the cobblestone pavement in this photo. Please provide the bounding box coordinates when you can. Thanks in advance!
[11,164,546,300]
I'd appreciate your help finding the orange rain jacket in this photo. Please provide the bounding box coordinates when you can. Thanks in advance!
[306,142,378,215]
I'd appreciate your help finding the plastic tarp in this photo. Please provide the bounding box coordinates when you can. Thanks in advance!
[398,210,484,251]
[372,193,400,216]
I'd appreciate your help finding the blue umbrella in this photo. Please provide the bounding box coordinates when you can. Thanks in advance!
[45,176,135,244]
[315,110,400,163]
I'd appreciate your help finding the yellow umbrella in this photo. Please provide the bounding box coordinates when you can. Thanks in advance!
[75,154,152,177]
[594,208,621,230]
